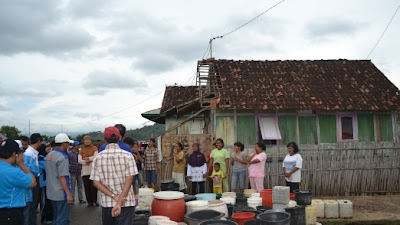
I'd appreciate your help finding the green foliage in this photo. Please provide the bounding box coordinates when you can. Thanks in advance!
[74,124,165,142]
[0,125,21,140]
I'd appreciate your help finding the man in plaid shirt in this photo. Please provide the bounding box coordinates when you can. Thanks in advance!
[90,127,138,225]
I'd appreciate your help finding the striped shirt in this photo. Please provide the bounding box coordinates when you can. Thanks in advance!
[90,143,138,207]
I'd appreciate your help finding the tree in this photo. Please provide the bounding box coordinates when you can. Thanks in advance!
[0,125,21,140]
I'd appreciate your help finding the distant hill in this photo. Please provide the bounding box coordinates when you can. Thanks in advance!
[75,124,165,142]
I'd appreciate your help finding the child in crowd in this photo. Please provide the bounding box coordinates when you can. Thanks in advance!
[210,162,224,194]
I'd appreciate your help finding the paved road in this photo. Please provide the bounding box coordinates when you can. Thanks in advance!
[36,200,103,225]
[36,186,104,225]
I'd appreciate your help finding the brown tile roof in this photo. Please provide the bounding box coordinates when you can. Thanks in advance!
[161,86,199,113]
[204,59,400,111]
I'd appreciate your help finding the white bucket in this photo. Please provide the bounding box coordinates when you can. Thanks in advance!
[247,197,263,210]
[186,200,209,214]
[149,216,170,225]
[287,200,297,208]
[138,188,154,208]
[251,193,261,198]
[208,200,229,217]
[220,197,236,205]
[157,220,178,225]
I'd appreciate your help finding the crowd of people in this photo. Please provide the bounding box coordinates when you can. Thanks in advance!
[0,124,303,225]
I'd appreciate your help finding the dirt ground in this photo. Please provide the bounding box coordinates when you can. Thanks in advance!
[316,195,400,224]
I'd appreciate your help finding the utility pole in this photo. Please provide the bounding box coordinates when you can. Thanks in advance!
[28,120,31,137]
[209,36,223,58]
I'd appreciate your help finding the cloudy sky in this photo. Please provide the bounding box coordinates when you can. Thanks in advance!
[0,0,399,136]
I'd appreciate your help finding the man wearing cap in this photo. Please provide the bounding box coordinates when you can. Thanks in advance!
[46,133,74,225]
[68,141,85,204]
[90,127,138,225]
[0,139,37,225]
[98,124,132,154]
[24,133,42,225]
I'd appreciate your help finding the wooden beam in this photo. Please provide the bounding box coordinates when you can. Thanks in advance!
[158,107,210,137]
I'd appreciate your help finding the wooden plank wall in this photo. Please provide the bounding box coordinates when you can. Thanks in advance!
[265,142,400,196]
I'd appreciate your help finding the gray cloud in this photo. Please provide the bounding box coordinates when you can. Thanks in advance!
[0,104,11,111]
[82,70,146,95]
[306,18,368,40]
[108,13,207,74]
[0,88,62,98]
[0,1,93,55]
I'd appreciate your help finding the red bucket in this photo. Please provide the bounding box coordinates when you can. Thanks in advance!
[260,189,273,207]
[232,212,255,225]
[290,193,295,200]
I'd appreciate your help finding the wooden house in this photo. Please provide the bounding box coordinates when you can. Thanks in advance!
[142,58,400,195]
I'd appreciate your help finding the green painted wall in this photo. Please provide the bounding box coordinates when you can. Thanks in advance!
[278,115,297,144]
[237,116,256,146]
[377,114,393,142]
[299,116,317,144]
[319,115,337,143]
[216,116,235,146]
[357,114,374,142]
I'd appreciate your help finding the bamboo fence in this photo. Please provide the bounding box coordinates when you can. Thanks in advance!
[158,142,400,196]
[265,142,400,196]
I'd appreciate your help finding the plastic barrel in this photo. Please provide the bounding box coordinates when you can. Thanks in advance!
[285,206,306,225]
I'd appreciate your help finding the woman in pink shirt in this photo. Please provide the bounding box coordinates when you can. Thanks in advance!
[247,142,267,192]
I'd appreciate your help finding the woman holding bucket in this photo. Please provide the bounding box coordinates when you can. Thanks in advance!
[282,142,303,193]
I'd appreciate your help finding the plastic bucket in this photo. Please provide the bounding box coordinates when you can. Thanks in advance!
[260,189,273,207]
[256,206,271,213]
[235,195,248,206]
[133,218,149,225]
[256,211,290,225]
[227,204,234,217]
[196,193,217,201]
[232,212,255,225]
[293,190,312,206]
[244,220,259,225]
[199,220,238,225]
[285,206,306,225]
[184,210,224,225]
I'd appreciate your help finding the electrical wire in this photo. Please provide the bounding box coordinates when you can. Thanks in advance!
[219,0,286,38]
[63,91,164,126]
[366,2,400,59]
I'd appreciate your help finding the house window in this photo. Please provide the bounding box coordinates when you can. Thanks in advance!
[339,115,357,141]
[258,116,281,140]
[376,114,393,142]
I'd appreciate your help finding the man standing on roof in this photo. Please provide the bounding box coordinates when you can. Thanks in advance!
[46,133,74,225]
[91,127,138,224]
[98,124,132,154]
[0,139,37,225]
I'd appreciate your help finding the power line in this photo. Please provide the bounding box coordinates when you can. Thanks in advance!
[220,0,286,38]
[366,2,400,59]
[63,91,164,126]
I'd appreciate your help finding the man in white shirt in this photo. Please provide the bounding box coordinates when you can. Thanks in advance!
[23,133,42,225]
